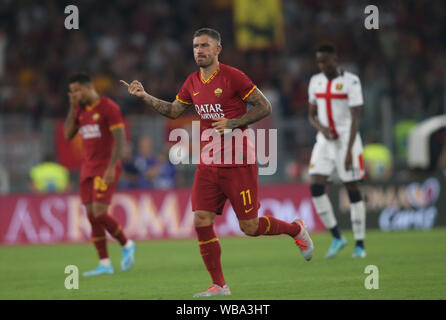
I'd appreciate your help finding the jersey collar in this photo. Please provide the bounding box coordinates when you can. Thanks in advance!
[85,97,101,111]
[200,63,220,84]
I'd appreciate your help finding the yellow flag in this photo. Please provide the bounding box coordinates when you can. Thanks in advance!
[233,0,284,51]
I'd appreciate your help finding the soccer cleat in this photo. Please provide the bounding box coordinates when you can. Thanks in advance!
[352,246,367,258]
[293,219,314,261]
[121,240,136,271]
[193,284,231,298]
[325,236,347,258]
[82,264,114,277]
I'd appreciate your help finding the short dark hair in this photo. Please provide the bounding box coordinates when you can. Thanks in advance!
[316,43,337,55]
[193,28,221,45]
[68,72,92,85]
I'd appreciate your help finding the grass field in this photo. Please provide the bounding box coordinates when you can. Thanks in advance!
[1,228,445,300]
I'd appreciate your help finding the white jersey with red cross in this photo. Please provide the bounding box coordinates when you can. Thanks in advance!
[308,70,363,139]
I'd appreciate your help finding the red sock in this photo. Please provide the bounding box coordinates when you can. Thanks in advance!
[95,214,128,246]
[195,225,225,287]
[254,216,301,237]
[87,214,108,259]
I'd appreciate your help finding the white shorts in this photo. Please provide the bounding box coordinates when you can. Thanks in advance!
[309,132,365,182]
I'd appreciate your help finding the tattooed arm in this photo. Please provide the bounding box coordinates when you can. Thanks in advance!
[212,88,272,134]
[120,80,188,119]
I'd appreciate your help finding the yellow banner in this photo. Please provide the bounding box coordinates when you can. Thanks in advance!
[233,0,284,50]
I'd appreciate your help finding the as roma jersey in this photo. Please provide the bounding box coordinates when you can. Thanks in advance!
[176,63,257,167]
[75,96,124,179]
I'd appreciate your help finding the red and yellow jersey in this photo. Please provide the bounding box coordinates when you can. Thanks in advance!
[75,96,124,179]
[176,63,257,167]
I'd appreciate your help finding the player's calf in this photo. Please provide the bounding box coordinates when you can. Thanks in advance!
[239,218,259,236]
[310,183,342,239]
[347,188,366,254]
[249,216,300,238]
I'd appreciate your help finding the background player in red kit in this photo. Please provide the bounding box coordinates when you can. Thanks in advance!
[121,28,314,297]
[65,73,135,276]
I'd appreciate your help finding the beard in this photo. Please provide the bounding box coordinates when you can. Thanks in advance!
[195,55,213,68]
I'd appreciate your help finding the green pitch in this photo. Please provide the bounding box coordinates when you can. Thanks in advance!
[0,228,445,300]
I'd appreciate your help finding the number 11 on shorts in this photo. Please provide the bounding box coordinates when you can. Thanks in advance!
[240,189,252,207]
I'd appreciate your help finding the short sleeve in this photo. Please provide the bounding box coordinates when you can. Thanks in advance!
[232,69,256,101]
[308,77,317,104]
[105,102,125,131]
[176,77,193,105]
[348,76,364,107]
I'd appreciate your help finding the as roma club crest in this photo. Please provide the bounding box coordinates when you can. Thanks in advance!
[335,83,343,91]
[214,88,223,98]
[93,113,100,121]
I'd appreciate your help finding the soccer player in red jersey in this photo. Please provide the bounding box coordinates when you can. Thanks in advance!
[65,73,135,276]
[121,28,314,297]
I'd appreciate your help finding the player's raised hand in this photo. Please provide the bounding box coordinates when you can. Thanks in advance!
[68,92,79,109]
[120,80,147,99]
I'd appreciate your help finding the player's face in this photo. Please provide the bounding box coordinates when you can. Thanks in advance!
[193,35,221,68]
[316,52,337,76]
[69,82,90,106]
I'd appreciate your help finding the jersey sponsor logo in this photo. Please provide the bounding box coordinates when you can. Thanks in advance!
[214,88,223,97]
[93,113,100,121]
[79,124,101,139]
[194,103,225,119]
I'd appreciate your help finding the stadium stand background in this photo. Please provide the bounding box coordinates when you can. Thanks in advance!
[0,0,445,193]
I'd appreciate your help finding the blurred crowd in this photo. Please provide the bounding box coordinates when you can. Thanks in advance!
[1,0,444,125]
[119,136,177,190]
[0,0,445,192]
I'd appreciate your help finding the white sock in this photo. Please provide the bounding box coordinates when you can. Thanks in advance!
[124,240,133,249]
[100,258,111,267]
[350,201,366,240]
[312,194,337,229]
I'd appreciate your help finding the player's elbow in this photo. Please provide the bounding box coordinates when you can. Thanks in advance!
[261,101,272,118]
[265,102,272,116]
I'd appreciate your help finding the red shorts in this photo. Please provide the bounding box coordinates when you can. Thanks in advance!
[79,166,121,205]
[191,164,260,220]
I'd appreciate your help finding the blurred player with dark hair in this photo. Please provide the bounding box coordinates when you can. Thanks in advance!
[307,43,367,258]
[121,28,314,297]
[65,73,136,276]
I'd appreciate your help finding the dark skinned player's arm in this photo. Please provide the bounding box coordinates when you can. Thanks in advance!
[226,88,272,128]
[140,94,190,120]
[347,106,362,152]
[308,102,325,132]
[109,127,126,167]
[64,105,78,140]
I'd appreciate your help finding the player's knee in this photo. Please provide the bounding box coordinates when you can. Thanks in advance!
[92,203,108,217]
[194,211,215,227]
[347,188,362,203]
[239,219,259,236]
[310,184,325,197]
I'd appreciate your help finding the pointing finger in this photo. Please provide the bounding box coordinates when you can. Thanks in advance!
[120,80,130,87]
